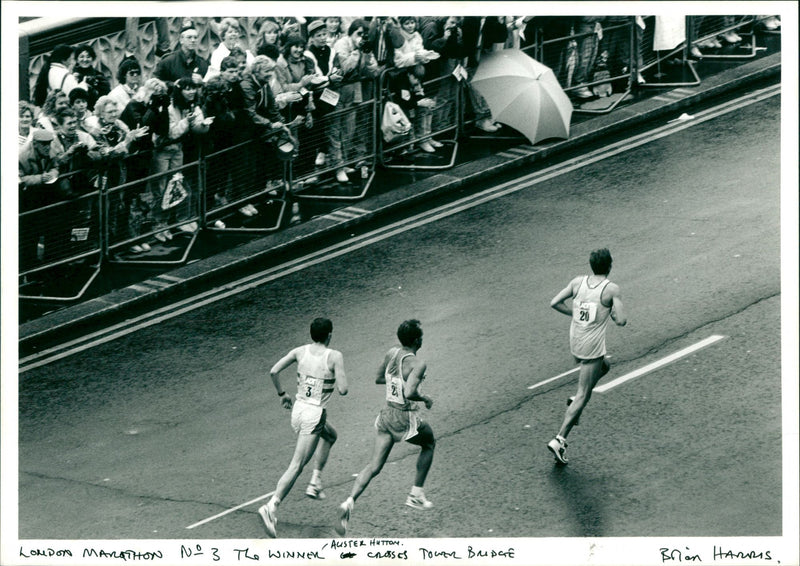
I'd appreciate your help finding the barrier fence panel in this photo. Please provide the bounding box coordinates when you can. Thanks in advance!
[204,133,288,230]
[106,159,202,265]
[638,16,700,87]
[291,94,379,201]
[19,173,102,300]
[378,69,461,170]
[690,15,759,59]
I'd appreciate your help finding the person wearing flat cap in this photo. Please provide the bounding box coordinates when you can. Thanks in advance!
[154,22,209,85]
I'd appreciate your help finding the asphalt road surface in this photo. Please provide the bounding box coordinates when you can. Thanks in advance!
[16,92,788,557]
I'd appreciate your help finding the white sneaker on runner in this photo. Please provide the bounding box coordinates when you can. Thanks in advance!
[406,493,434,510]
[305,482,326,500]
[547,437,569,465]
[335,500,352,536]
[258,501,277,538]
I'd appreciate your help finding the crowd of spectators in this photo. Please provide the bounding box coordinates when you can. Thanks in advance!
[19,14,779,267]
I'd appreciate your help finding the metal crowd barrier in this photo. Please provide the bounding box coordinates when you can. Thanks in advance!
[291,94,379,201]
[377,69,460,170]
[533,18,636,112]
[203,134,289,231]
[638,15,700,88]
[19,169,102,301]
[690,15,760,60]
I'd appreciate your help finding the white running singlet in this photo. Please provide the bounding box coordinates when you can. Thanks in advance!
[570,276,611,360]
[295,345,335,407]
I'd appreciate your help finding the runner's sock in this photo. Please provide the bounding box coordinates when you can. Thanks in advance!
[410,486,424,497]
[311,469,322,485]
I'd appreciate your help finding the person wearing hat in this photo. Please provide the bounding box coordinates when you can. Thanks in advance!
[19,128,63,269]
[154,22,209,86]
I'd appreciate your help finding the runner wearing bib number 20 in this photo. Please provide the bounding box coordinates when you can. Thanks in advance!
[547,248,627,465]
[335,319,436,537]
[258,317,348,538]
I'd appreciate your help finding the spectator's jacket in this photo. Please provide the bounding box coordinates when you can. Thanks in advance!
[240,71,284,129]
[107,83,137,112]
[84,116,133,158]
[275,54,318,117]
[333,35,379,105]
[422,18,468,77]
[205,43,255,82]
[393,28,426,69]
[72,66,111,109]
[154,49,210,85]
[366,18,403,67]
[52,129,101,170]
[19,143,62,210]
[48,62,80,97]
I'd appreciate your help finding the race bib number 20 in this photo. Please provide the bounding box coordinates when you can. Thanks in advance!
[575,301,597,325]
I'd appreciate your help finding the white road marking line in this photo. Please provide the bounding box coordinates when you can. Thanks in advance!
[594,335,727,393]
[186,490,275,530]
[528,367,581,390]
[20,87,777,371]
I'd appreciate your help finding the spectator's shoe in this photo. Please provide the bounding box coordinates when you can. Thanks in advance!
[336,168,349,183]
[689,45,703,59]
[419,141,436,153]
[547,437,569,465]
[154,232,166,242]
[140,242,151,252]
[360,166,370,179]
[417,98,436,109]
[572,86,594,99]
[303,176,319,186]
[762,16,780,30]
[710,37,723,48]
[429,139,444,148]
[343,167,356,174]
[406,493,434,510]
[179,222,198,233]
[213,219,226,229]
[722,31,741,43]
[315,152,327,167]
[239,206,254,217]
[258,502,277,538]
[476,119,500,133]
[335,500,352,536]
[246,204,259,216]
[305,482,326,500]
[130,244,144,254]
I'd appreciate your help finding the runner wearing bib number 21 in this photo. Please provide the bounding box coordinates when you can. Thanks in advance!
[547,248,627,465]
[258,317,348,538]
[335,319,435,537]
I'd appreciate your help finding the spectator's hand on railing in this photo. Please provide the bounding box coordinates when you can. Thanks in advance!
[288,114,305,128]
[41,169,59,184]
[276,92,303,106]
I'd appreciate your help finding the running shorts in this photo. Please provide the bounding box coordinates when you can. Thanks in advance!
[291,401,327,436]
[375,405,420,442]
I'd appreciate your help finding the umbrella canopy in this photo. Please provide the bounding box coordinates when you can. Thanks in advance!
[471,49,573,144]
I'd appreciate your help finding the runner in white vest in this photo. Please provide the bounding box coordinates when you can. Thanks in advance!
[258,317,348,537]
[335,319,435,536]
[547,248,627,464]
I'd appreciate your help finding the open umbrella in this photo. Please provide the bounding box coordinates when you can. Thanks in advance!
[471,49,573,144]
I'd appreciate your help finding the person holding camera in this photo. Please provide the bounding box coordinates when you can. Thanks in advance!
[71,45,111,111]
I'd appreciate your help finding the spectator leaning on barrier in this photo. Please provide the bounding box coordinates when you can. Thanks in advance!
[107,58,143,112]
[71,44,111,111]
[154,22,209,86]
[393,16,438,154]
[52,107,101,180]
[32,43,79,107]
[36,89,70,133]
[306,19,346,179]
[461,17,500,133]
[422,16,466,143]
[333,18,379,178]
[19,129,62,268]
[19,101,38,147]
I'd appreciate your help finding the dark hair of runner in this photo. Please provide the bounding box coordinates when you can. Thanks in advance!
[590,248,613,275]
[310,318,333,342]
[397,319,422,347]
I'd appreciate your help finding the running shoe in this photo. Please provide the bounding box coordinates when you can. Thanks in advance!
[258,501,277,538]
[335,500,352,536]
[305,482,326,500]
[547,437,569,465]
[406,493,434,510]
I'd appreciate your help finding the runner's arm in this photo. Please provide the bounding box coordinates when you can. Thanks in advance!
[375,352,390,384]
[269,347,299,396]
[331,350,348,395]
[404,360,433,409]
[608,284,627,326]
[550,278,579,317]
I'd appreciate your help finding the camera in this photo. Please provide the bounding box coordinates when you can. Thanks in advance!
[150,92,170,108]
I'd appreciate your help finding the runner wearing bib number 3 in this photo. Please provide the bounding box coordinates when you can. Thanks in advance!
[335,319,435,536]
[547,248,627,464]
[258,318,348,538]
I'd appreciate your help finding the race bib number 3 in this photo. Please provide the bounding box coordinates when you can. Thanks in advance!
[301,374,323,401]
[574,302,597,325]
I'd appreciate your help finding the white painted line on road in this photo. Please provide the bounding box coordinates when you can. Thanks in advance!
[186,490,275,530]
[594,335,727,393]
[528,367,581,390]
